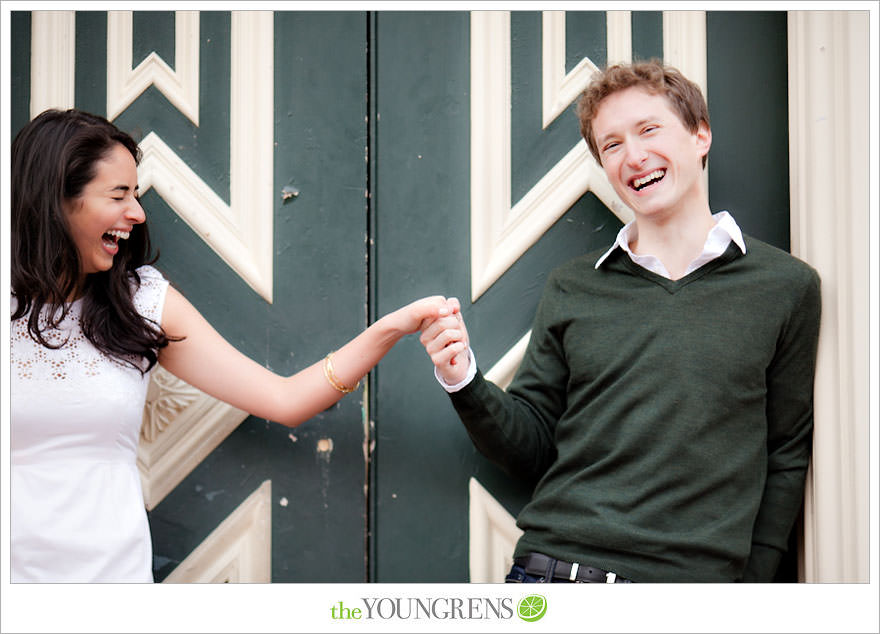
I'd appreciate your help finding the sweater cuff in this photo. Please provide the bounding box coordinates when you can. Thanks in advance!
[742,543,783,582]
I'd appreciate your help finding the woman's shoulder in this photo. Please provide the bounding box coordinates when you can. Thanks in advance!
[134,264,166,282]
[131,265,169,321]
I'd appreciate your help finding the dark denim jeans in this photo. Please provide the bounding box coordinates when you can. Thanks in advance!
[505,564,555,583]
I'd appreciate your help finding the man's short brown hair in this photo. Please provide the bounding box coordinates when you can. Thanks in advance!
[576,59,710,168]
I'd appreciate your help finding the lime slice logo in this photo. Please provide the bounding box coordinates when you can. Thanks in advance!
[517,594,547,622]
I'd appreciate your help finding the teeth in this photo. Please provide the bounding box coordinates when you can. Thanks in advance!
[105,230,130,240]
[633,169,665,190]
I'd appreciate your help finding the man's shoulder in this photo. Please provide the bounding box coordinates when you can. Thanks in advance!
[739,236,821,316]
[547,244,614,282]
[741,235,820,286]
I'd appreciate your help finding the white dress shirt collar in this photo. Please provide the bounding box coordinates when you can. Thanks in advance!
[594,211,747,279]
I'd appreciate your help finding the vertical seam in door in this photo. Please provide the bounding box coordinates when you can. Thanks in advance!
[364,9,378,583]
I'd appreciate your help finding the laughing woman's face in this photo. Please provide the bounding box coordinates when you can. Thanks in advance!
[64,142,145,277]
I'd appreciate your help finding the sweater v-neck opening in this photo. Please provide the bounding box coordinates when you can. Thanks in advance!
[616,241,744,294]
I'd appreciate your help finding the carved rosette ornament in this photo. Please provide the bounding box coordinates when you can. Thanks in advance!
[141,365,200,443]
[137,362,248,511]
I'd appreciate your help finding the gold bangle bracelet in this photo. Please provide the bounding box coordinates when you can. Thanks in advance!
[323,352,360,394]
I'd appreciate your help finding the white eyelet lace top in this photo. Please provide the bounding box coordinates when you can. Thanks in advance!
[10,265,169,582]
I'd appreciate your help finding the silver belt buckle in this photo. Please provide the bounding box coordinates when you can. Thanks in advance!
[569,562,579,582]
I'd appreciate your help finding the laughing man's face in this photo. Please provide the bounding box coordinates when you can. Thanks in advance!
[592,86,711,222]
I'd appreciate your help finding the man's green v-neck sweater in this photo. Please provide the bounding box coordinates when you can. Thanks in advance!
[450,236,821,582]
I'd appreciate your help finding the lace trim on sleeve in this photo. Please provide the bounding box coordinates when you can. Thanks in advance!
[132,265,170,326]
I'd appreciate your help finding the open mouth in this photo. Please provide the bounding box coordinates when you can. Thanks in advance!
[630,169,666,192]
[101,229,130,251]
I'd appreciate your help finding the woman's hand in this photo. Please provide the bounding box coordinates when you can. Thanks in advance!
[377,295,452,338]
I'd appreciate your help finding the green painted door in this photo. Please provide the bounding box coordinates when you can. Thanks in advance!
[140,12,371,582]
[10,9,793,583]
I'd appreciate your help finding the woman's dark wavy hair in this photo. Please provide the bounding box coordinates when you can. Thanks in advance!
[11,108,175,374]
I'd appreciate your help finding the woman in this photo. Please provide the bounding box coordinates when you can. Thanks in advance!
[10,108,462,582]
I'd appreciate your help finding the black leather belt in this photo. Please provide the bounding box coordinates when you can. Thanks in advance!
[514,552,631,583]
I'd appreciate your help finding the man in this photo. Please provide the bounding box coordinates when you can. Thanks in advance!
[420,60,821,583]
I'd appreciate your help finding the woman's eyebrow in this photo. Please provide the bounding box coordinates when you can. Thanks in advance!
[108,184,138,193]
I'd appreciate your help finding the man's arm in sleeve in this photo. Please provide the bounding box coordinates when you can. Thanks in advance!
[744,267,821,582]
[422,287,569,483]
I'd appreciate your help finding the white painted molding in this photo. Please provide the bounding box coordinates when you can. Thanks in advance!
[137,131,271,301]
[663,11,709,192]
[138,365,249,511]
[141,364,200,444]
[470,10,512,303]
[606,11,633,67]
[662,11,707,98]
[163,480,272,583]
[542,11,632,128]
[106,11,200,124]
[133,11,274,302]
[470,11,633,302]
[30,11,75,117]
[229,10,275,302]
[542,11,599,129]
[788,11,870,583]
[468,477,523,583]
[485,331,532,391]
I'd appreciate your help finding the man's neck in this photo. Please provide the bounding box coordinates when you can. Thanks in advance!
[629,204,716,280]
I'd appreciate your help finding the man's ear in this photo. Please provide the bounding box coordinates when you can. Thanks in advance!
[695,121,712,158]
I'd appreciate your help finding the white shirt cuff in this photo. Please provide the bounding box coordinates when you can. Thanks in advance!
[434,348,478,393]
